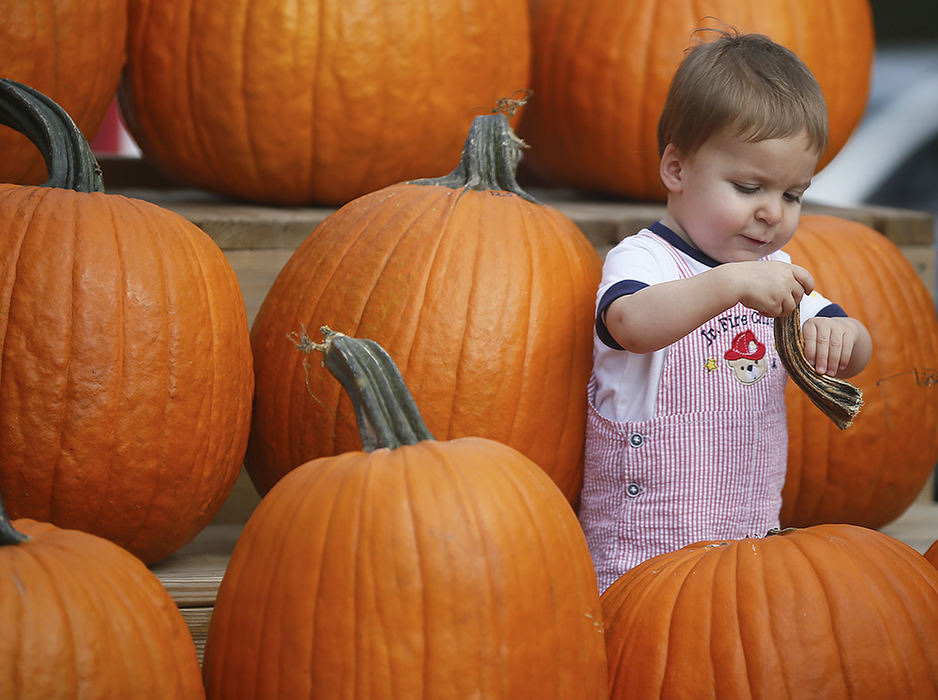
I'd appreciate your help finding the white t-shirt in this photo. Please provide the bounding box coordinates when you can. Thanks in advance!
[593,223,844,422]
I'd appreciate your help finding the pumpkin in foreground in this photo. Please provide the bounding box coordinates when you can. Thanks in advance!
[0,0,127,185]
[782,215,938,529]
[520,0,873,200]
[601,524,938,698]
[0,80,254,564]
[247,111,600,504]
[0,493,204,698]
[119,0,530,204]
[203,328,607,698]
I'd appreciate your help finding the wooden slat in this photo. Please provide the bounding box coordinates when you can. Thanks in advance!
[150,524,241,606]
[180,607,213,666]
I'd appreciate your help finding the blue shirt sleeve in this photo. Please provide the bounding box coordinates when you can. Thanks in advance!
[596,280,648,350]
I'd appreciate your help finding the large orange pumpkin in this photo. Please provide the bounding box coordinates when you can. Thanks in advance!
[203,329,607,698]
[601,524,938,697]
[247,113,601,503]
[0,496,204,698]
[119,0,530,205]
[0,80,254,564]
[0,0,127,185]
[781,215,938,528]
[520,1,873,200]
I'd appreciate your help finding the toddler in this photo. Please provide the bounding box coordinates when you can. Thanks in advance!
[578,30,873,593]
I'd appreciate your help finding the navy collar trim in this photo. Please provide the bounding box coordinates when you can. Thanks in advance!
[648,221,723,268]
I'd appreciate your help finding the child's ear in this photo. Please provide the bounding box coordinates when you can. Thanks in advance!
[659,143,684,193]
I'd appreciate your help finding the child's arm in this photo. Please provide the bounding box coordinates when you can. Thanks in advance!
[801,316,872,378]
[604,260,814,354]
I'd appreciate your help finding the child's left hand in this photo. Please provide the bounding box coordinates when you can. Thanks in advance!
[801,316,872,378]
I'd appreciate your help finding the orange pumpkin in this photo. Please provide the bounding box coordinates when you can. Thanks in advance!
[247,113,601,503]
[119,0,530,205]
[0,0,127,185]
[0,496,204,698]
[601,524,938,697]
[781,215,938,528]
[203,329,608,698]
[0,80,254,564]
[520,1,873,200]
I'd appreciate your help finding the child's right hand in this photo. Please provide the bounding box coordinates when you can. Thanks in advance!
[725,260,815,317]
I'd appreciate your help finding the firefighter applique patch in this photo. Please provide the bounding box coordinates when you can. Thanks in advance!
[723,329,767,385]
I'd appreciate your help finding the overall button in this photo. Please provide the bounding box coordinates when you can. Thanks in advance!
[625,482,642,498]
[628,433,644,448]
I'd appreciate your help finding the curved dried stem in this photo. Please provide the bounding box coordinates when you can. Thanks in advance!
[774,308,863,430]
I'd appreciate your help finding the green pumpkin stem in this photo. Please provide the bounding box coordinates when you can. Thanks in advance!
[410,110,537,203]
[0,78,104,193]
[290,326,434,451]
[0,493,28,546]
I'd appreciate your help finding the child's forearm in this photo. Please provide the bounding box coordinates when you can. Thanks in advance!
[603,267,739,353]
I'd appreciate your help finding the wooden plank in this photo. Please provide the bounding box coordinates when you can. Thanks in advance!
[180,607,212,666]
[99,157,935,249]
[151,523,240,607]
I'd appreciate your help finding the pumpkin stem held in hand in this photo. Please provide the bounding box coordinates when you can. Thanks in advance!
[774,307,863,429]
[409,110,537,203]
[289,326,434,451]
[0,78,104,193]
[0,492,28,546]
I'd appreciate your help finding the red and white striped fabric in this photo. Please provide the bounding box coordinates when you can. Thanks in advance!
[579,234,788,593]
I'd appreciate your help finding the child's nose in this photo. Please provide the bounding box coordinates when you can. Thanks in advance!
[756,197,782,225]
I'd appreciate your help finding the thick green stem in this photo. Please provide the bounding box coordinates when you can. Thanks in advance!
[290,326,434,451]
[410,112,537,203]
[0,494,28,546]
[0,78,104,193]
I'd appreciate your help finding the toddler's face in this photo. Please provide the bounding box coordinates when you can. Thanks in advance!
[666,129,819,263]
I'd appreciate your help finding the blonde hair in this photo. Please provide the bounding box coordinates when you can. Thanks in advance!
[657,30,829,159]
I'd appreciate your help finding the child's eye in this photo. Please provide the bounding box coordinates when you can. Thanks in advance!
[733,183,758,194]
[784,192,802,204]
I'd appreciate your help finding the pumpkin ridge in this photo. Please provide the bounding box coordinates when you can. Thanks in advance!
[62,193,125,531]
[726,541,759,699]
[238,2,265,193]
[774,533,846,693]
[802,529,920,694]
[399,448,432,696]
[393,187,476,435]
[263,472,332,697]
[168,215,223,522]
[836,530,938,673]
[0,186,43,404]
[0,188,54,516]
[256,464,331,697]
[28,543,86,686]
[352,186,453,349]
[441,197,501,440]
[184,1,227,194]
[60,546,139,691]
[306,1,324,198]
[46,191,83,528]
[107,196,174,553]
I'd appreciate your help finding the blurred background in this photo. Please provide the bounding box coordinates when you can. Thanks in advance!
[807,1,938,240]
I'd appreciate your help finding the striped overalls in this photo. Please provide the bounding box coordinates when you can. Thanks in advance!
[578,235,789,593]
